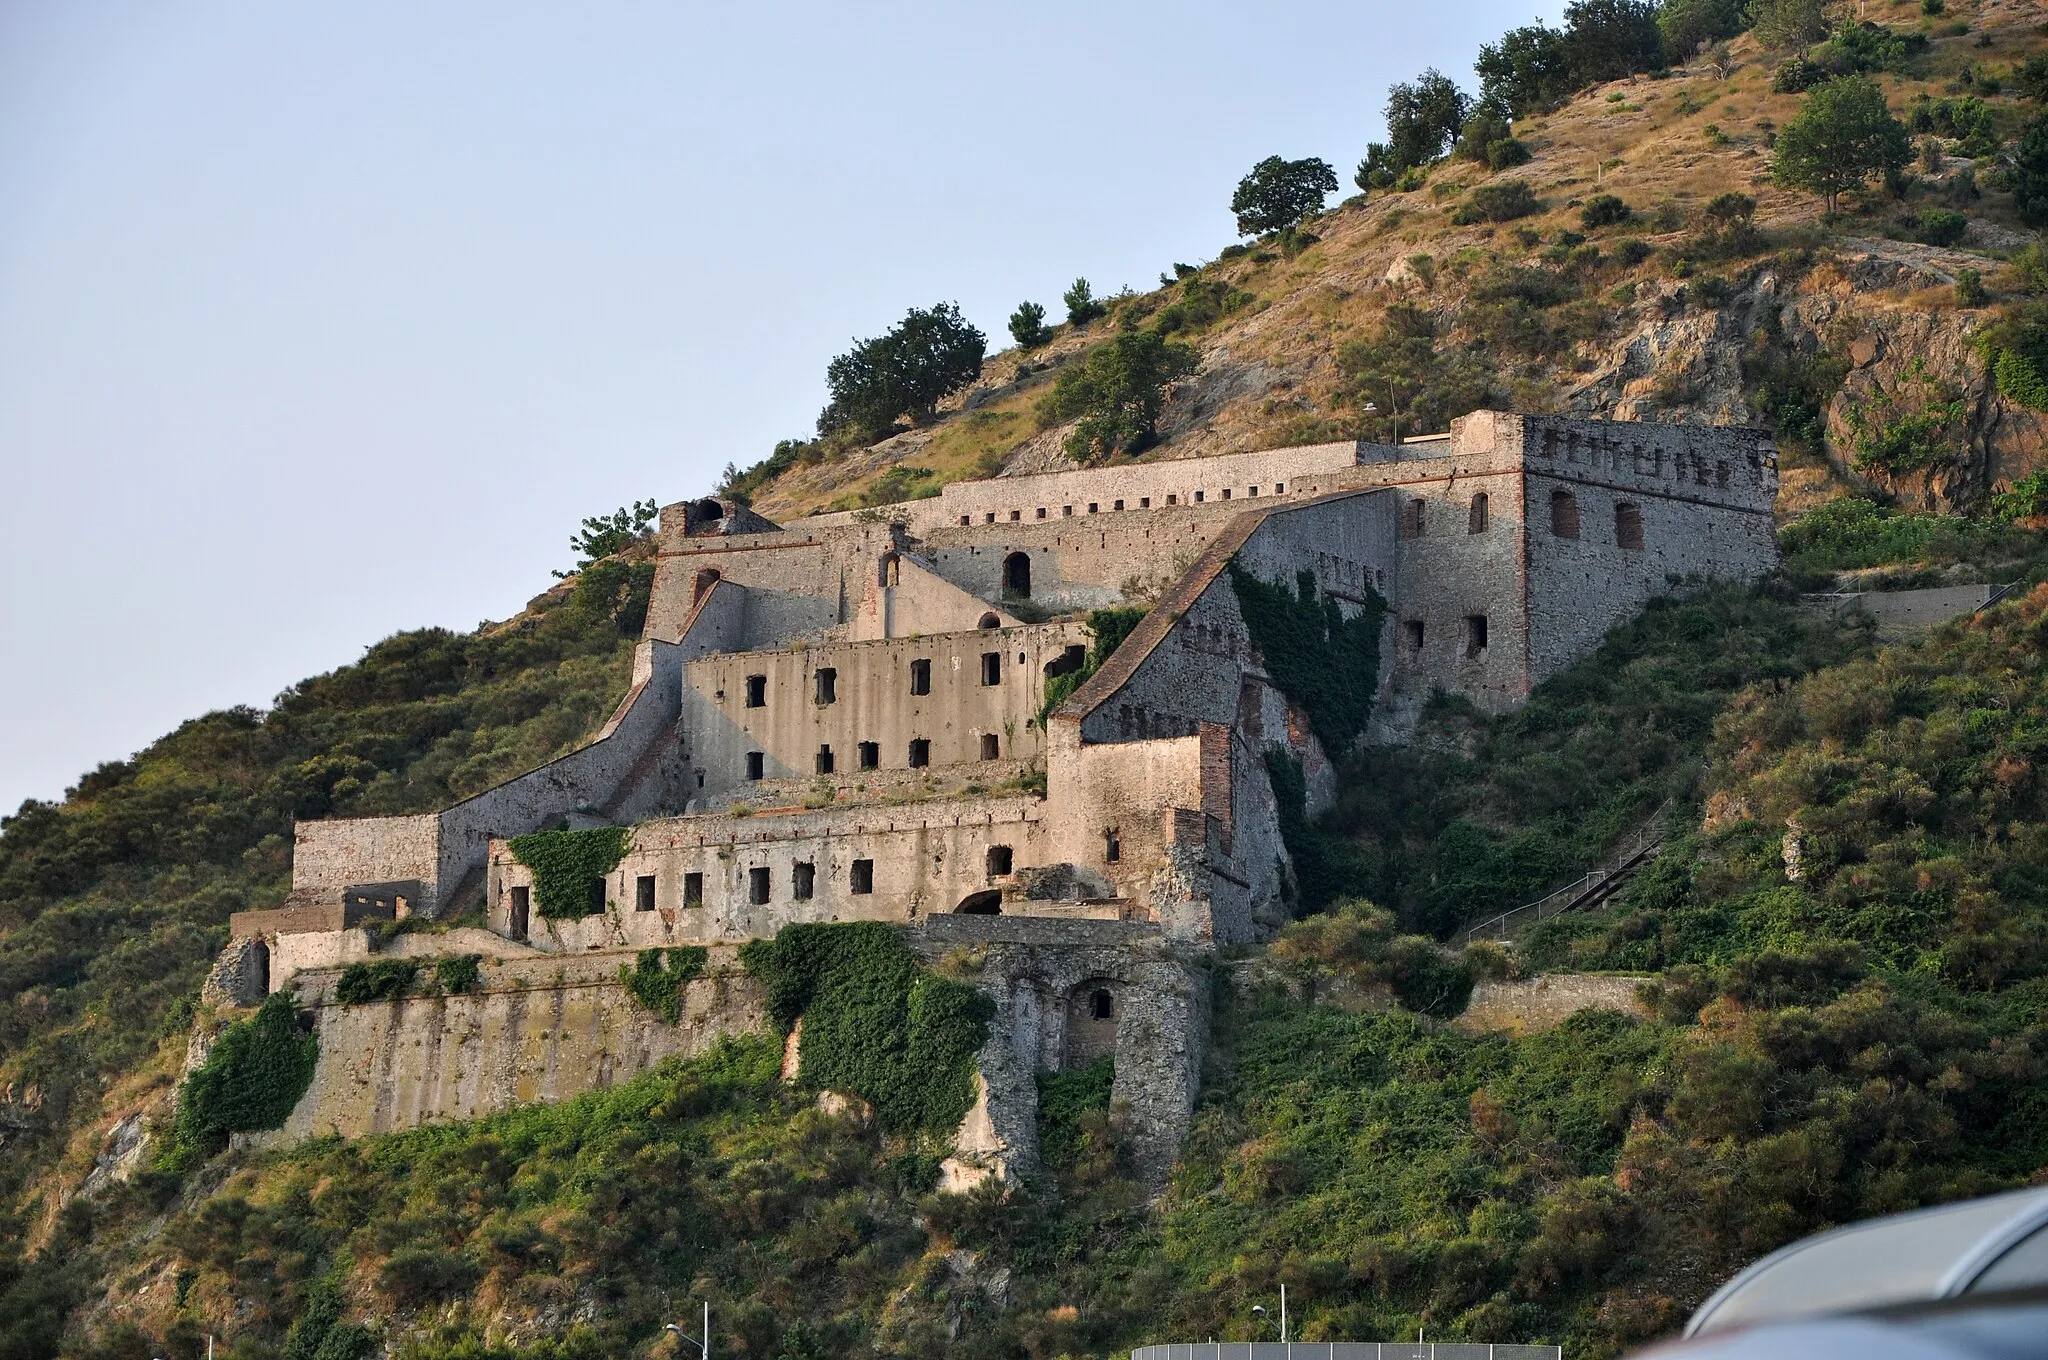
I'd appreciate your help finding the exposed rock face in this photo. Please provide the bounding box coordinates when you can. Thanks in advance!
[200,936,268,1009]
[77,1114,149,1199]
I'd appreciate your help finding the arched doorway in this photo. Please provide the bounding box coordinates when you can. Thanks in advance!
[954,890,1003,915]
[1002,551,1031,599]
[1065,978,1118,1068]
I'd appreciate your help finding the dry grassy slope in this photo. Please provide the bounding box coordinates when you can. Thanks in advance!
[752,0,2048,526]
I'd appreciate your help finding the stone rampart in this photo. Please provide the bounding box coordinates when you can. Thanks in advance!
[1455,973,1651,1035]
[277,948,768,1140]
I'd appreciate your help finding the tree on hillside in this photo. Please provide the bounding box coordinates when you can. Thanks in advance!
[1750,0,1830,52]
[1338,304,1494,442]
[1044,330,1199,462]
[1063,278,1106,327]
[2014,116,2048,227]
[1656,0,1749,61]
[558,500,657,576]
[1562,0,1666,84]
[1476,23,1575,117]
[1231,155,1339,235]
[1772,75,1912,214]
[819,302,986,443]
[1358,70,1471,189]
[1008,301,1051,350]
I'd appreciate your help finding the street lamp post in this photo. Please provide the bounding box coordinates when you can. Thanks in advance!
[665,1300,711,1360]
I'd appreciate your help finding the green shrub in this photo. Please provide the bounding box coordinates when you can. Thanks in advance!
[1915,207,1968,246]
[1617,237,1654,266]
[620,946,708,1023]
[433,954,483,995]
[1580,193,1633,228]
[1487,137,1533,170]
[1777,496,2028,571]
[1039,606,1149,724]
[164,992,318,1172]
[1956,268,1987,306]
[738,922,990,1134]
[1036,1057,1114,1168]
[335,959,420,1005]
[508,825,631,920]
[1991,472,2048,521]
[1844,361,1967,475]
[1458,180,1542,223]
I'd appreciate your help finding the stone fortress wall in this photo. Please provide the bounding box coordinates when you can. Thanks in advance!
[221,411,1778,1180]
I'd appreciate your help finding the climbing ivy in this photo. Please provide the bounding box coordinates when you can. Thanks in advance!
[434,954,483,995]
[508,825,632,919]
[1265,748,1376,913]
[335,959,420,1004]
[1038,605,1149,724]
[620,946,707,1022]
[1228,564,1388,754]
[163,991,318,1173]
[738,922,991,1135]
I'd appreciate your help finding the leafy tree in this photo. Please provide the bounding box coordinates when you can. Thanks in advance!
[2016,53,2048,104]
[1771,75,1911,214]
[1562,0,1666,83]
[1043,330,1199,462]
[1007,300,1051,350]
[1750,0,1830,52]
[557,500,657,577]
[1453,103,1513,163]
[1358,70,1472,189]
[1231,155,1339,235]
[1477,22,1575,117]
[1062,278,1105,327]
[1337,304,1494,443]
[818,302,986,442]
[1657,0,1749,59]
[2014,115,2048,228]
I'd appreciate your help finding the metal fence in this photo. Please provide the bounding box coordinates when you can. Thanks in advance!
[1133,1345,1560,1360]
[1460,804,1670,945]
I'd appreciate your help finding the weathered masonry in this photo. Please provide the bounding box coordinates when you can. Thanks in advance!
[220,411,1777,1177]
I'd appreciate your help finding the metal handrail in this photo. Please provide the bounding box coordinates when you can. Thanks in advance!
[1460,801,1672,945]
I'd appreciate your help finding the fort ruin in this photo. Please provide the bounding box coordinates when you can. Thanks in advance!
[214,411,1779,1180]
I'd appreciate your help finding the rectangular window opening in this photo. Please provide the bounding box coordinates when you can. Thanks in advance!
[1087,502,1099,514]
[815,745,835,774]
[744,674,766,707]
[987,845,1013,876]
[1113,499,1125,510]
[1275,481,1285,493]
[683,872,703,906]
[1194,490,1205,503]
[1036,507,1047,519]
[980,651,1002,686]
[1404,619,1425,653]
[508,885,530,940]
[908,738,930,768]
[1166,493,1179,505]
[746,751,764,780]
[1466,614,1489,658]
[980,732,1000,760]
[748,866,770,905]
[1009,509,1021,521]
[850,859,874,894]
[814,667,837,704]
[636,875,656,912]
[793,861,815,900]
[1105,828,1121,863]
[858,741,879,769]
[909,658,931,695]
[1139,496,1151,508]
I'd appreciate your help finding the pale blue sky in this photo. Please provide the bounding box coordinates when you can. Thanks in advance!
[0,0,1550,813]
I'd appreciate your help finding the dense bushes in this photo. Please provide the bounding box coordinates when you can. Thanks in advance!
[1777,497,2038,575]
[334,959,419,1004]
[620,946,707,1023]
[739,922,990,1134]
[165,992,318,1172]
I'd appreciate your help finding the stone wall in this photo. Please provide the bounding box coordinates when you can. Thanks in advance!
[291,815,439,905]
[1454,973,1651,1036]
[276,948,768,1140]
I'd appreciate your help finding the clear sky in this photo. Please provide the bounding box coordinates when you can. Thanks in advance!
[0,0,1553,815]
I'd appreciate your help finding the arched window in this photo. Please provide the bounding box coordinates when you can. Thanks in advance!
[695,498,724,521]
[978,612,1001,629]
[1468,492,1489,534]
[1550,490,1580,540]
[879,553,900,587]
[1615,501,1644,550]
[1003,551,1031,599]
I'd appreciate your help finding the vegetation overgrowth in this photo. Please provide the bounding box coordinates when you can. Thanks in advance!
[506,826,633,921]
[620,947,708,1023]
[161,992,318,1176]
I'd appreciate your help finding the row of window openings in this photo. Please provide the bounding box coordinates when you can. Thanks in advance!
[1398,491,1643,548]
[958,482,1286,527]
[1403,614,1491,659]
[743,654,1007,710]
[743,732,1002,781]
[510,848,1028,915]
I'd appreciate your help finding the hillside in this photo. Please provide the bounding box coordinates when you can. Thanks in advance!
[8,3,2048,1358]
[739,0,2048,526]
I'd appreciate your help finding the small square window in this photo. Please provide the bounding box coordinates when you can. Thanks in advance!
[814,668,837,704]
[1194,490,1205,503]
[858,741,879,769]
[1113,499,1125,510]
[636,875,656,912]
[746,751,765,780]
[683,872,703,906]
[1062,505,1073,517]
[908,738,930,768]
[1036,507,1047,519]
[1166,493,1178,505]
[793,861,815,900]
[1275,481,1285,493]
[1221,488,1231,500]
[1088,502,1099,514]
[959,515,971,526]
[985,512,996,523]
[987,845,1013,876]
[748,866,770,905]
[909,658,931,696]
[744,674,766,707]
[1140,496,1151,508]
[850,859,874,894]
[1248,486,1259,497]
[980,652,1002,686]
